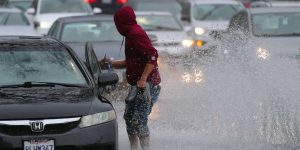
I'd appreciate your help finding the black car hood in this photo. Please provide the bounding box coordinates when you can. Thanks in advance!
[0,87,95,120]
[67,42,125,61]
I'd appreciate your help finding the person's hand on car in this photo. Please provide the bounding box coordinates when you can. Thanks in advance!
[99,56,112,69]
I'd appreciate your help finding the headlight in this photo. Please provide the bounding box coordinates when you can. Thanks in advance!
[182,39,194,48]
[195,27,205,35]
[79,110,116,128]
[40,22,52,29]
[256,47,271,59]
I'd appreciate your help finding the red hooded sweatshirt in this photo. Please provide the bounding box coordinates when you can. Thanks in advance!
[114,6,161,86]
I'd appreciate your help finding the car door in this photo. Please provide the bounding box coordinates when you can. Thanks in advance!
[85,42,101,86]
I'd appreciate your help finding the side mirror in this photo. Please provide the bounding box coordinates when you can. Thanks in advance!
[98,73,119,87]
[93,7,102,14]
[148,34,158,43]
[33,21,40,28]
[181,15,191,22]
[26,8,35,15]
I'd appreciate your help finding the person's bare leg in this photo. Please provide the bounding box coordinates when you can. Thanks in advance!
[129,134,139,150]
[139,135,150,150]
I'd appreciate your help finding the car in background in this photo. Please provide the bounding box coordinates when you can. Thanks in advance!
[4,0,33,12]
[220,7,300,60]
[128,0,182,19]
[27,0,101,35]
[251,1,300,8]
[85,0,127,14]
[136,11,194,57]
[0,8,38,36]
[47,15,126,84]
[0,36,119,149]
[178,0,244,55]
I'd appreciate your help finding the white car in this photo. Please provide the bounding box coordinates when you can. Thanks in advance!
[178,0,244,53]
[136,11,194,56]
[0,8,38,36]
[26,0,101,35]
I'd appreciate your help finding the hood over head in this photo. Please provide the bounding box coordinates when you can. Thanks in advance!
[114,6,137,36]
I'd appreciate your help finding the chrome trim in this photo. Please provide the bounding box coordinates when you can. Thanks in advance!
[0,117,81,126]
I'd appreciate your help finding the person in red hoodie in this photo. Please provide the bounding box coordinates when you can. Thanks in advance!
[100,6,161,150]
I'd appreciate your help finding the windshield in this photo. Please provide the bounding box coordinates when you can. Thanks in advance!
[137,15,182,31]
[136,2,182,17]
[0,12,30,25]
[0,46,87,86]
[61,21,122,42]
[40,0,90,14]
[8,1,32,11]
[252,13,300,37]
[193,4,243,21]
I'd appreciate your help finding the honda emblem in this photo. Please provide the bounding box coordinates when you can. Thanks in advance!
[30,121,44,132]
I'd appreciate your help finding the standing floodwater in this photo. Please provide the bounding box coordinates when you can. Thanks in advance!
[113,48,300,150]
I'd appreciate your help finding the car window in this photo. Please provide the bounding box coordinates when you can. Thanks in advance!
[0,46,88,86]
[193,4,243,21]
[252,12,300,37]
[60,21,122,42]
[136,1,182,18]
[136,15,182,31]
[0,12,30,25]
[8,1,33,11]
[40,0,90,14]
[48,20,59,37]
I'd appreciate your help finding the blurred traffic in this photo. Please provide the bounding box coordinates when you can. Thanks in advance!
[1,0,300,149]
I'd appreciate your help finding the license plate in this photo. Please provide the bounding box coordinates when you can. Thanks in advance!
[24,139,54,150]
[102,0,112,4]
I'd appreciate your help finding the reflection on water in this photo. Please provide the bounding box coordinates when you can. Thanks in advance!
[182,69,204,84]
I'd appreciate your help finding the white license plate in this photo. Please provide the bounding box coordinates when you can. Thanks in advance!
[102,0,112,4]
[24,139,54,150]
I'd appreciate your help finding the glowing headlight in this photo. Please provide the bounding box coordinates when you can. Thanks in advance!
[195,27,205,35]
[79,110,116,128]
[256,47,271,59]
[40,22,52,29]
[182,40,194,48]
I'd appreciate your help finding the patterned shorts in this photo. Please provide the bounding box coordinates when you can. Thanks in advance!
[124,83,161,136]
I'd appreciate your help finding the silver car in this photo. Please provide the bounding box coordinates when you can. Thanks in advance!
[0,8,38,36]
[221,7,300,60]
[26,0,100,35]
[136,11,194,56]
[178,0,244,54]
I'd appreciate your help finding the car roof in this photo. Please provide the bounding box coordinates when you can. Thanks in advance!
[251,1,300,8]
[56,15,114,23]
[0,36,62,48]
[0,7,22,13]
[249,7,300,14]
[179,0,241,5]
[135,11,173,16]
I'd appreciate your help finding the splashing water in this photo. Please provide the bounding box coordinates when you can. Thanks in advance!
[113,40,300,149]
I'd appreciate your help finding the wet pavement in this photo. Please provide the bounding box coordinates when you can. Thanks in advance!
[112,53,300,150]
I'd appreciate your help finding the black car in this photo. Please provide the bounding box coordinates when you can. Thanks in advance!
[48,15,126,85]
[0,36,119,150]
[85,0,127,14]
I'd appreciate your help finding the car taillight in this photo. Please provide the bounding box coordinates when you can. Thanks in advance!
[117,0,127,4]
[84,0,96,3]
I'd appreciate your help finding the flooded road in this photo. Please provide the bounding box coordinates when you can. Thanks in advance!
[112,53,300,150]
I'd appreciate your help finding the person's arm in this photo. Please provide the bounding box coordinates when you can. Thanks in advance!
[111,60,126,69]
[137,63,154,88]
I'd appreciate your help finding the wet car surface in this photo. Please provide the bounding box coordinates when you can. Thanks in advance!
[0,36,118,150]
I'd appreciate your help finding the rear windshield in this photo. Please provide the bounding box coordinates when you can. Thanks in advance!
[61,21,122,42]
[137,15,182,31]
[0,12,30,25]
[8,1,32,11]
[136,1,182,17]
[252,12,300,37]
[0,46,88,86]
[193,4,243,21]
[40,0,90,14]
